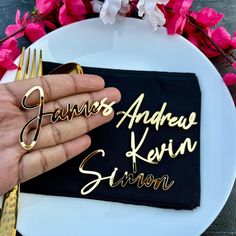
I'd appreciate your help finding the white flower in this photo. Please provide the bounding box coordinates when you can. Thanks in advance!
[137,0,169,30]
[91,0,130,24]
[118,1,131,16]
[91,0,103,13]
[143,6,166,31]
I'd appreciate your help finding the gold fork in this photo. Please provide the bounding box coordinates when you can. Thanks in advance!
[0,47,43,236]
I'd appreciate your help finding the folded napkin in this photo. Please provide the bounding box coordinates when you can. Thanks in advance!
[21,62,201,210]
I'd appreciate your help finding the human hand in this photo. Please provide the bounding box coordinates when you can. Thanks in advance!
[0,74,121,195]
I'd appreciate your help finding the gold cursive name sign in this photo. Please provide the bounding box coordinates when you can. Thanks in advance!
[20,87,199,196]
[116,93,197,131]
[126,127,197,173]
[79,92,199,195]
[20,86,116,150]
[79,149,174,195]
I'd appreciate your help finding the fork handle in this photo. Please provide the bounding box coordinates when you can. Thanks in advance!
[0,184,20,236]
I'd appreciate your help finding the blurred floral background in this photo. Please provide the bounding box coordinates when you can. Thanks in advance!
[0,0,236,93]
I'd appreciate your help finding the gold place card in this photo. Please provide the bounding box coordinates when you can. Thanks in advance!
[20,85,115,151]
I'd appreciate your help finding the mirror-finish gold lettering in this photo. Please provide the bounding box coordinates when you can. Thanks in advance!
[20,86,115,150]
[116,93,197,131]
[79,150,174,195]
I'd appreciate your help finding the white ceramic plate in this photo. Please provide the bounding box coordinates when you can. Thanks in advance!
[1,18,236,236]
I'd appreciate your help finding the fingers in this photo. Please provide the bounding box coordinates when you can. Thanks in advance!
[19,134,91,183]
[25,87,121,127]
[4,74,105,106]
[32,111,114,150]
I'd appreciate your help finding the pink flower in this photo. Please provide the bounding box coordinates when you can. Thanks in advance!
[165,0,193,35]
[5,9,49,43]
[36,0,59,16]
[186,26,236,58]
[184,19,219,57]
[184,8,236,58]
[25,23,46,42]
[58,4,78,26]
[2,37,20,60]
[5,10,29,39]
[58,0,93,26]
[0,49,17,70]
[0,38,20,80]
[186,27,221,58]
[64,0,87,19]
[223,73,236,86]
[211,27,233,50]
[190,7,224,28]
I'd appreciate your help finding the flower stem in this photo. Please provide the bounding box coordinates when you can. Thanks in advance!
[231,52,236,61]
[0,26,26,45]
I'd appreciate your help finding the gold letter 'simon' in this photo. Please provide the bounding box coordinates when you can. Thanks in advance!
[79,150,174,195]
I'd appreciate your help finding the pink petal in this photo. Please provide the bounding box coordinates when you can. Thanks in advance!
[22,12,30,25]
[231,32,236,48]
[64,0,87,19]
[36,0,59,16]
[25,23,46,42]
[166,0,193,35]
[0,38,19,79]
[223,73,236,86]
[187,33,199,47]
[211,27,232,50]
[186,27,220,58]
[15,9,29,25]
[15,9,21,24]
[191,7,224,28]
[167,15,185,35]
[5,24,24,38]
[58,5,77,26]
[188,33,219,57]
[0,49,18,70]
[5,9,29,38]
[232,62,236,70]
[200,45,220,58]
[42,20,57,30]
[2,38,20,60]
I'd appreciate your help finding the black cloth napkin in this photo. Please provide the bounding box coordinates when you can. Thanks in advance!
[21,62,201,210]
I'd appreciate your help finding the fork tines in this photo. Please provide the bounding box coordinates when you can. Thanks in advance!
[16,47,43,80]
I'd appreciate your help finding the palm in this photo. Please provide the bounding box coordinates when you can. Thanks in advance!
[0,74,120,195]
[0,85,27,194]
